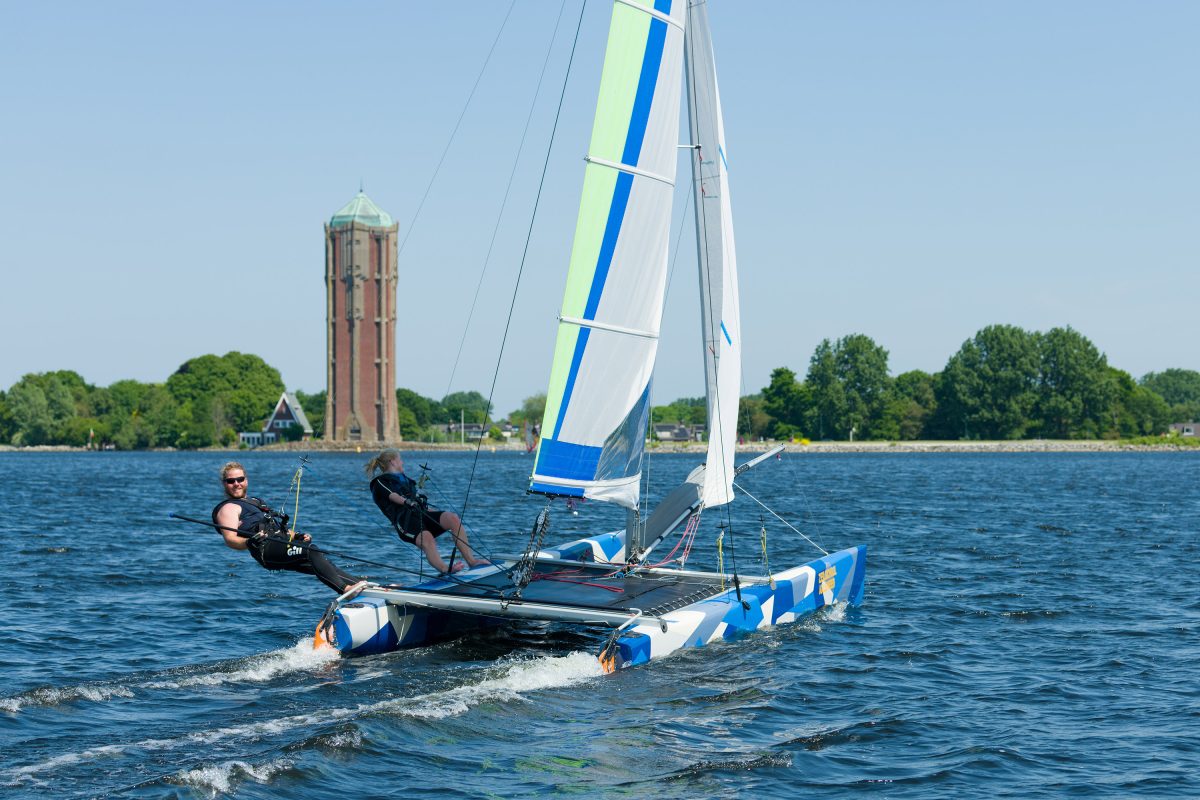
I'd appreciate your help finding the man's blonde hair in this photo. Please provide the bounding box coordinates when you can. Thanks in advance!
[220,461,245,480]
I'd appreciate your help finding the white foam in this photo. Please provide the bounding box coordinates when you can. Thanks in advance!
[0,684,135,714]
[2,651,603,782]
[822,601,847,623]
[143,639,338,690]
[1,640,336,716]
[176,757,294,795]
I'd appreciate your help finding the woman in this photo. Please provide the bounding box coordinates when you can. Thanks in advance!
[365,449,487,574]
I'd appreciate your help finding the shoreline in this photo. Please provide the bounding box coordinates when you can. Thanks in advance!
[3,439,1196,454]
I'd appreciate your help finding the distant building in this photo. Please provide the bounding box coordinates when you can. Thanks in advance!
[324,192,400,442]
[239,392,313,448]
[265,392,313,439]
[1169,422,1197,437]
[654,423,704,442]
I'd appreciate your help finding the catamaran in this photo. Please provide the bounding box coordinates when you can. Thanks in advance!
[315,0,866,671]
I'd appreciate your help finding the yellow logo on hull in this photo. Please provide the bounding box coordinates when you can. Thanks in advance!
[818,565,837,595]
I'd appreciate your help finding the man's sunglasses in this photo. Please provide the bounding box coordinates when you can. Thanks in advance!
[224,476,247,485]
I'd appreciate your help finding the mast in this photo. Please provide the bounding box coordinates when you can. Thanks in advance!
[684,0,741,508]
[531,0,688,510]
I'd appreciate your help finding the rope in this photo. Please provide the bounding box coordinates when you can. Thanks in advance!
[733,480,829,556]
[395,0,518,262]
[759,515,775,589]
[457,0,588,535]
[442,0,573,399]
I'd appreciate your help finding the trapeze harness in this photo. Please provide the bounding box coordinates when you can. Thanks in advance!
[370,473,447,545]
[211,496,359,593]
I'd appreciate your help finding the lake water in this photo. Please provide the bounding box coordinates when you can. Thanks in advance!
[1,450,1197,798]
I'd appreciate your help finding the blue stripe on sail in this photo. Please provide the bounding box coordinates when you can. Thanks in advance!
[529,481,585,498]
[549,16,669,443]
[720,320,732,345]
[534,438,603,484]
[620,13,668,166]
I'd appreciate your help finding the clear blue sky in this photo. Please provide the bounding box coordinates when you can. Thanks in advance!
[2,1,1196,416]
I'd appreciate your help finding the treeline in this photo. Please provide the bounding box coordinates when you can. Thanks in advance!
[0,353,288,449]
[745,325,1199,441]
[4,326,1197,449]
[0,351,549,449]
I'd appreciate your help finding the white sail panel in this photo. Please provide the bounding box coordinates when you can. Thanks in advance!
[685,0,741,508]
[531,0,686,509]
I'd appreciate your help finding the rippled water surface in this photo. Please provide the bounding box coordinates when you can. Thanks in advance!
[2,450,1198,798]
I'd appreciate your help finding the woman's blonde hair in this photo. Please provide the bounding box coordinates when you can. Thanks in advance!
[364,449,401,476]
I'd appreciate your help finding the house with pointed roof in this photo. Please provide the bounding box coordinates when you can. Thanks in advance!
[238,392,314,447]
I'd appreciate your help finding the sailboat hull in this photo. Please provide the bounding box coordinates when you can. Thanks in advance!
[316,531,866,669]
[601,544,866,671]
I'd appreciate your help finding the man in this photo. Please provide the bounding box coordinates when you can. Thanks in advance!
[213,461,363,594]
[364,449,487,574]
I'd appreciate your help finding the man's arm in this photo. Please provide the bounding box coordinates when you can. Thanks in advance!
[215,504,249,551]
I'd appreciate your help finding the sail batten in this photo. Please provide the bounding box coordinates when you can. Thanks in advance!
[532,0,685,509]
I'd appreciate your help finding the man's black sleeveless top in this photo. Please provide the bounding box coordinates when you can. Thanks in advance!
[212,496,272,537]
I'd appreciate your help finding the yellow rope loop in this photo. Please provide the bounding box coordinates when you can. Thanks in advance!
[289,467,303,542]
[760,523,775,590]
[716,531,725,592]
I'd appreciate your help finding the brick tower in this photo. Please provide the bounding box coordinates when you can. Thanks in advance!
[324,191,399,442]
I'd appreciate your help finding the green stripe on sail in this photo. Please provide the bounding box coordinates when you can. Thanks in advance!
[590,3,651,162]
[540,4,655,441]
[542,165,616,439]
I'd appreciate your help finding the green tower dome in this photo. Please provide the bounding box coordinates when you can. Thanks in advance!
[330,191,394,228]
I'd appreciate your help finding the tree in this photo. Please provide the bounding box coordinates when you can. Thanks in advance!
[1109,368,1170,437]
[761,367,807,438]
[295,389,325,437]
[1034,326,1114,439]
[6,380,52,445]
[397,406,423,440]
[801,335,893,439]
[397,388,442,429]
[441,390,491,425]
[932,325,1039,439]
[651,397,706,426]
[890,370,937,440]
[737,394,773,440]
[804,341,843,439]
[507,394,547,428]
[166,352,284,437]
[1140,368,1200,422]
[0,391,13,444]
[834,334,892,439]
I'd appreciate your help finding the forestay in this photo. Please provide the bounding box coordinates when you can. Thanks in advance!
[685,0,741,507]
[531,0,686,509]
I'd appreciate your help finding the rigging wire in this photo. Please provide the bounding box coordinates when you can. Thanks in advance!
[454,0,589,547]
[733,480,829,555]
[395,0,518,262]
[442,0,574,399]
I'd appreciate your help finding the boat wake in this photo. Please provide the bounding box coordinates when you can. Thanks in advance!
[2,651,603,789]
[173,757,297,795]
[0,639,338,714]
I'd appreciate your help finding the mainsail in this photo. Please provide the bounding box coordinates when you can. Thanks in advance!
[531,0,686,509]
[685,0,741,507]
